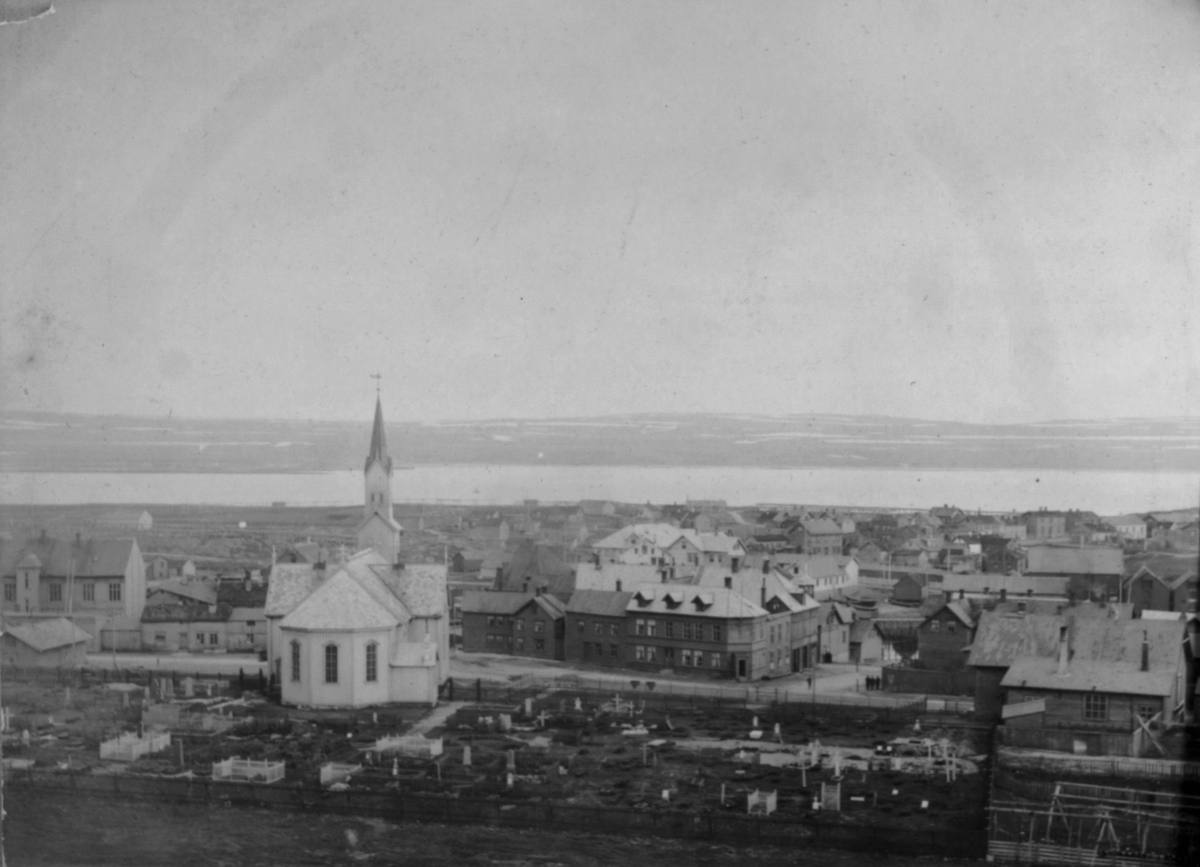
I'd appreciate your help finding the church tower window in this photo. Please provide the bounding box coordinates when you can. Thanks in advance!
[290,640,301,682]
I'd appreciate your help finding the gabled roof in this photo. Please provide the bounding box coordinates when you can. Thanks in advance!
[148,580,218,606]
[697,534,744,554]
[381,563,447,617]
[459,590,533,615]
[2,617,92,651]
[827,602,855,625]
[1000,619,1183,697]
[498,540,575,598]
[966,612,1066,668]
[593,523,697,551]
[574,562,663,592]
[1,537,137,578]
[280,565,405,631]
[693,565,803,612]
[924,601,974,629]
[566,589,634,617]
[265,563,322,617]
[517,594,567,620]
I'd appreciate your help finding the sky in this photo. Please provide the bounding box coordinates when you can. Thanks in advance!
[2,0,1199,425]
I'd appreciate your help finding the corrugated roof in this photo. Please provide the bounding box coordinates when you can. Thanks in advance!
[566,589,634,617]
[459,590,533,615]
[3,617,92,651]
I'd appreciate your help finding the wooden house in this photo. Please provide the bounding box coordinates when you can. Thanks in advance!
[915,601,975,670]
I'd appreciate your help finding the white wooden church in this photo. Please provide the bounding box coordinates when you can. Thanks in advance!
[265,398,449,707]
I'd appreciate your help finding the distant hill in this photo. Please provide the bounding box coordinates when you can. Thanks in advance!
[1,411,1198,474]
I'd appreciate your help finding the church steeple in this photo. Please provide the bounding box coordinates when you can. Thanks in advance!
[365,396,393,475]
[362,395,395,527]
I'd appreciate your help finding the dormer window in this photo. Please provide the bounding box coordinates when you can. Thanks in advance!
[692,593,714,611]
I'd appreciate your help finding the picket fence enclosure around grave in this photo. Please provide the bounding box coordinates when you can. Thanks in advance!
[8,768,986,860]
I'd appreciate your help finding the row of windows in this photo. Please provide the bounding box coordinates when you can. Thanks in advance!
[631,645,723,668]
[2,581,120,603]
[928,620,958,634]
[633,619,723,642]
[289,641,377,685]
[577,620,622,638]
[485,615,546,633]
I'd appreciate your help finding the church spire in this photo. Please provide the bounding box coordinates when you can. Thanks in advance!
[365,396,393,474]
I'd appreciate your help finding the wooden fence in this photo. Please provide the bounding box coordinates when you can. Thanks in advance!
[8,768,986,860]
[997,746,1200,781]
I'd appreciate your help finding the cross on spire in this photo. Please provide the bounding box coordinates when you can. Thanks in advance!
[370,372,383,394]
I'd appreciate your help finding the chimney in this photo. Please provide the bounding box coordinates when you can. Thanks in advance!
[959,589,965,600]
[593,554,601,570]
[762,558,771,575]
[523,580,530,594]
[615,580,622,592]
[731,557,740,573]
[1140,630,1149,672]
[1057,625,1069,676]
[761,577,767,608]
[724,576,732,589]
[999,588,1007,603]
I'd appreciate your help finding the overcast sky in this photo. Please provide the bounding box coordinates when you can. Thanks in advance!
[2,0,1199,425]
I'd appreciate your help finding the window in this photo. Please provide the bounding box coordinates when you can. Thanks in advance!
[210,633,219,645]
[515,637,525,651]
[154,632,166,643]
[646,619,657,637]
[636,618,646,636]
[947,621,956,634]
[664,621,674,638]
[1136,704,1158,721]
[635,645,646,662]
[291,641,301,682]
[594,622,603,636]
[109,582,122,602]
[610,644,619,657]
[577,619,585,633]
[930,620,940,632]
[196,632,204,644]
[324,644,339,684]
[534,619,545,634]
[682,649,693,666]
[663,647,674,661]
[647,645,658,663]
[710,652,721,668]
[534,638,545,653]
[593,643,602,657]
[515,619,524,632]
[610,624,619,637]
[366,642,378,682]
[682,622,694,640]
[1083,693,1108,721]
[3,582,14,603]
[49,583,62,602]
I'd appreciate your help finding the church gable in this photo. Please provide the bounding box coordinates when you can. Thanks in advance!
[280,568,401,631]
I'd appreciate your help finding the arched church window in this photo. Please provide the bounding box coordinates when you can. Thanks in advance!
[324,643,339,684]
[366,642,378,682]
[290,640,301,682]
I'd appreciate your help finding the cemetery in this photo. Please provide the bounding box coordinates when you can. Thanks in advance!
[0,669,989,846]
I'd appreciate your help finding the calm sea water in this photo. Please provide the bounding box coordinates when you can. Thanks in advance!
[1,466,1197,513]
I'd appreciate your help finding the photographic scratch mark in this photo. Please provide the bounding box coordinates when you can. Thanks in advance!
[0,0,53,26]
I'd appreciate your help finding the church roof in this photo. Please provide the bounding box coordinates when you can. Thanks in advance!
[265,563,321,617]
[379,563,447,617]
[364,396,393,474]
[279,562,405,631]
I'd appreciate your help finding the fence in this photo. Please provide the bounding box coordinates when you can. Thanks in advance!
[997,747,1200,781]
[98,731,171,762]
[212,757,285,783]
[8,769,986,860]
